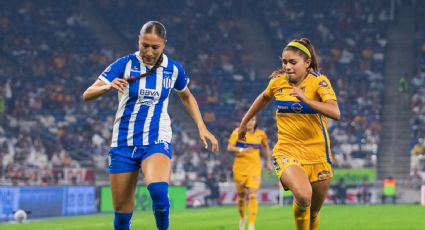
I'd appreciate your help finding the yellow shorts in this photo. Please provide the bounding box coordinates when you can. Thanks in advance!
[272,155,333,184]
[233,172,261,190]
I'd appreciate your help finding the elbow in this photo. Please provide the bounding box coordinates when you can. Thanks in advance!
[333,111,341,121]
[82,91,92,102]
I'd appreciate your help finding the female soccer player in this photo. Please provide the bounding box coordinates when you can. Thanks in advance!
[238,38,340,230]
[228,116,272,230]
[83,21,218,230]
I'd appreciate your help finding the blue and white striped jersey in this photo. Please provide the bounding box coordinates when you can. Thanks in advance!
[98,52,189,147]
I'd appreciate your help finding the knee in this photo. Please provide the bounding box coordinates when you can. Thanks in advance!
[237,191,246,200]
[295,191,312,208]
[248,193,257,201]
[148,182,170,209]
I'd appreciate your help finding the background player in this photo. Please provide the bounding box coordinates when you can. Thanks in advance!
[238,38,340,230]
[228,116,272,230]
[83,21,218,230]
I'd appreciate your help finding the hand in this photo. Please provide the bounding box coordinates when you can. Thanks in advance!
[110,78,128,93]
[199,128,219,152]
[289,87,307,102]
[266,160,273,174]
[237,124,248,141]
[242,147,256,153]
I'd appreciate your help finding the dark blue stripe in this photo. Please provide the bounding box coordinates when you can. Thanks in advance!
[319,114,332,164]
[275,100,317,114]
[117,57,140,146]
[235,141,261,149]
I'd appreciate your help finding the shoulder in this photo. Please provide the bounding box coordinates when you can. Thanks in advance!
[257,129,267,136]
[268,74,287,86]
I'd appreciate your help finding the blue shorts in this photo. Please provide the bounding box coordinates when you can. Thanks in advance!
[108,142,172,174]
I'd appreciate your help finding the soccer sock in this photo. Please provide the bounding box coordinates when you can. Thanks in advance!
[293,201,310,230]
[248,193,258,224]
[310,212,320,230]
[114,211,133,230]
[237,191,247,219]
[148,182,170,230]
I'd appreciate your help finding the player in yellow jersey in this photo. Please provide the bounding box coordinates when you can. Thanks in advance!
[227,116,272,230]
[238,38,340,230]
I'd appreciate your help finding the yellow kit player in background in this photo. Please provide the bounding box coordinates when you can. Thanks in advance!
[238,38,340,230]
[227,116,272,230]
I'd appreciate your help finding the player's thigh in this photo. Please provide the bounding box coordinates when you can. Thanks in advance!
[234,174,248,196]
[310,178,331,215]
[109,170,139,212]
[141,153,172,184]
[281,165,312,206]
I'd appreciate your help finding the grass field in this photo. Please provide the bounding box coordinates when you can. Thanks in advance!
[2,205,425,230]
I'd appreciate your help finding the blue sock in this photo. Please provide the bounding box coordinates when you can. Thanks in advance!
[148,182,170,230]
[114,211,133,230]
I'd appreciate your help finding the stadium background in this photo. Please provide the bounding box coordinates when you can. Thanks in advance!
[0,0,425,229]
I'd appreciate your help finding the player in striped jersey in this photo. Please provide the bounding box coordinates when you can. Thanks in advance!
[227,116,272,230]
[238,38,340,230]
[83,21,218,230]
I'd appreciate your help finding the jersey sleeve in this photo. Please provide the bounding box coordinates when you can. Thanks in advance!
[260,130,269,147]
[228,129,239,145]
[173,63,190,92]
[98,56,129,83]
[264,78,277,98]
[316,75,337,102]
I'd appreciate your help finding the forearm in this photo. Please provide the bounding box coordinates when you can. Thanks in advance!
[227,144,243,154]
[180,93,207,130]
[241,93,271,126]
[83,84,111,102]
[304,99,340,120]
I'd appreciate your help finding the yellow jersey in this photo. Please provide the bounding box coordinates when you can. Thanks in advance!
[228,128,268,175]
[264,71,337,164]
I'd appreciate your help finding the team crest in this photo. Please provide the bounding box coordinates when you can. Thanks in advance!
[318,80,329,88]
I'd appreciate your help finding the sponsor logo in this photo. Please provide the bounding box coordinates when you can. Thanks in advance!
[291,103,303,113]
[139,89,159,97]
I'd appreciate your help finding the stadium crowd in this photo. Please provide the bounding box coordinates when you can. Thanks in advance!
[0,0,417,186]
[409,3,425,184]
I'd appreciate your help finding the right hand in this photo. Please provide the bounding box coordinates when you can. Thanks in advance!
[237,123,248,141]
[110,78,129,93]
[240,147,255,153]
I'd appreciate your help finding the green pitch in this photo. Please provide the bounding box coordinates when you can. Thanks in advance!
[2,205,425,230]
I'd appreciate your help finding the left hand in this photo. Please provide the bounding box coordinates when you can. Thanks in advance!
[199,127,219,152]
[289,87,307,102]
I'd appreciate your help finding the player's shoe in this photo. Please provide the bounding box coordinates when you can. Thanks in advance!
[239,217,247,230]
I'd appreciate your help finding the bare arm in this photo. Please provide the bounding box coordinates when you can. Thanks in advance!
[261,136,273,173]
[290,87,340,120]
[82,78,128,102]
[177,88,219,152]
[238,91,272,139]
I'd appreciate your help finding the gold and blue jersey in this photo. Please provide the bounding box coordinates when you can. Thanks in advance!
[228,128,268,175]
[264,71,337,164]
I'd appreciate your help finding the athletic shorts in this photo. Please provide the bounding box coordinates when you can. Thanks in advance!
[108,142,172,174]
[233,172,261,190]
[272,155,333,187]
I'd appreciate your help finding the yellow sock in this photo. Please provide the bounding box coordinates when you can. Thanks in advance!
[248,193,258,224]
[237,193,246,218]
[293,201,310,230]
[310,212,320,230]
